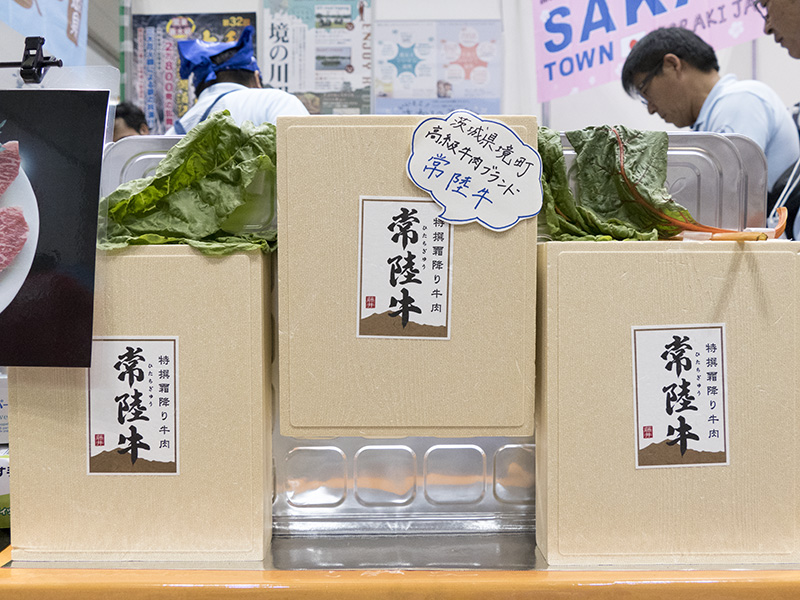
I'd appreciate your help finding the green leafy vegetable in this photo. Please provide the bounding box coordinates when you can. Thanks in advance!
[538,124,711,241]
[98,111,277,254]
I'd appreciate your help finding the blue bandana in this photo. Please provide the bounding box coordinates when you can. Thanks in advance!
[178,26,260,93]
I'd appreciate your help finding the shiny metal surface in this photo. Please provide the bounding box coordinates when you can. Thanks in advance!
[271,533,539,570]
[267,243,536,542]
[99,135,181,198]
[271,423,537,537]
[726,132,769,227]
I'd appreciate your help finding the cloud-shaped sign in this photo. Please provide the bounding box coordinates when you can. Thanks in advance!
[406,110,542,232]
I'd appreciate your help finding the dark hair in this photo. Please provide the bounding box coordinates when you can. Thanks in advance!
[114,101,148,131]
[195,69,260,95]
[621,27,719,96]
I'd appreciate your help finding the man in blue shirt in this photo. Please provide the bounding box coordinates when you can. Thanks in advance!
[621,27,800,238]
[753,1,800,237]
[166,26,308,135]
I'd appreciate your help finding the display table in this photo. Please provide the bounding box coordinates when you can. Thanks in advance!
[2,547,800,599]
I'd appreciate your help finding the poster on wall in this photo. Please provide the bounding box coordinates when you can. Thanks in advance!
[263,0,373,115]
[533,0,767,103]
[129,13,256,134]
[0,88,108,367]
[0,0,88,67]
[373,20,503,116]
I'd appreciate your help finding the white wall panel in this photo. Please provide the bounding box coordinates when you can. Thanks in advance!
[77,0,800,130]
[374,0,500,21]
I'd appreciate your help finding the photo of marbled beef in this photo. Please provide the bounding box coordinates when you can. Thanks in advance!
[0,206,28,273]
[0,142,29,274]
[0,141,21,197]
[0,88,108,367]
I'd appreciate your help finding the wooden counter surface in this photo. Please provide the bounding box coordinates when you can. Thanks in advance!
[3,547,800,599]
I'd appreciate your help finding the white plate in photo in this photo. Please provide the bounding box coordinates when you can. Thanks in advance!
[0,166,39,316]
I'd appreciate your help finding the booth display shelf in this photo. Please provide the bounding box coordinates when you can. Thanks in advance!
[4,120,794,595]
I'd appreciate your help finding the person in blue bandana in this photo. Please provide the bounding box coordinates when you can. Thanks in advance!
[166,26,308,135]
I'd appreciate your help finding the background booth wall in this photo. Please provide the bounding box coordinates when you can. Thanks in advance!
[2,0,797,132]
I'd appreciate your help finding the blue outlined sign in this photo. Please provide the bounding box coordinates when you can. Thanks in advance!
[406,110,542,232]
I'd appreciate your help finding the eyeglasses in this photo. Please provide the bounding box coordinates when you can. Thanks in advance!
[753,0,768,21]
[635,64,662,105]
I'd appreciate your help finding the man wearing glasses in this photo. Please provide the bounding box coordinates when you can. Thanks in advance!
[756,0,800,58]
[621,26,800,233]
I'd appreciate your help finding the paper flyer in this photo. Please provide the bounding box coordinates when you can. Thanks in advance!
[374,20,503,115]
[129,12,256,134]
[264,0,373,114]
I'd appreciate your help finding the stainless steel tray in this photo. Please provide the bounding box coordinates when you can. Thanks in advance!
[99,135,182,198]
[560,131,767,231]
[102,131,767,231]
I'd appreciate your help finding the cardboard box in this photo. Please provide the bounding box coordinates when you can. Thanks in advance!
[9,246,271,563]
[277,115,538,438]
[536,240,799,566]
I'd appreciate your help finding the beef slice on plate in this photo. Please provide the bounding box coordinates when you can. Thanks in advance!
[0,141,21,198]
[0,206,28,273]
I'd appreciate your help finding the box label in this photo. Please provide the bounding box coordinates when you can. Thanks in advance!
[358,197,452,339]
[632,324,728,469]
[88,337,179,475]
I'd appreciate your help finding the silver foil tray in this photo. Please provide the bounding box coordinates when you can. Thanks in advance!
[560,131,767,231]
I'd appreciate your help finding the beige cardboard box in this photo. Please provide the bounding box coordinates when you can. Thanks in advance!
[536,240,798,566]
[9,246,271,563]
[277,115,538,438]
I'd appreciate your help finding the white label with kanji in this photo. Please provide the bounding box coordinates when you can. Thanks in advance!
[632,324,728,469]
[88,337,178,475]
[406,109,542,232]
[358,196,452,339]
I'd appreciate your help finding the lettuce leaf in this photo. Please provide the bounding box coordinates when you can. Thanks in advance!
[98,111,277,254]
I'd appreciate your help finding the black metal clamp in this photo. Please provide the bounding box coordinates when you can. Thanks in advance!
[0,37,63,84]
